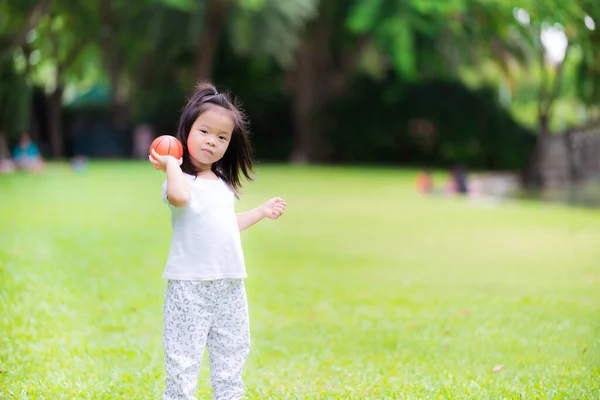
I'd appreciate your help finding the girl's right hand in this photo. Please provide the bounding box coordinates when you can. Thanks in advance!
[149,148,182,172]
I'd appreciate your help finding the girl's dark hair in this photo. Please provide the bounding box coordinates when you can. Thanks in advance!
[176,81,254,196]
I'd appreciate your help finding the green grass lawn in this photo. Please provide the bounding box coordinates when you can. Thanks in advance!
[1,162,599,399]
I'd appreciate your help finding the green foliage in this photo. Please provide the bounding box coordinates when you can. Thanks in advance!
[159,0,198,11]
[229,0,319,66]
[346,0,382,33]
[1,163,600,397]
[2,0,600,165]
[0,0,44,49]
[346,0,470,79]
[572,4,600,106]
[29,1,98,90]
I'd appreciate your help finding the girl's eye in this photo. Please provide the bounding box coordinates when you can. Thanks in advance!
[200,130,208,134]
[219,136,227,141]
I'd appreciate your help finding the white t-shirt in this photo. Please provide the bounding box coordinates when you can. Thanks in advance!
[161,174,246,281]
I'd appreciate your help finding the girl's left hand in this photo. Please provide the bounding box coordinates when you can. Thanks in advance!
[261,197,287,219]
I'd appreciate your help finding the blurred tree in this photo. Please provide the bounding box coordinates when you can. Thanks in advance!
[0,0,54,157]
[0,0,54,64]
[78,0,317,132]
[574,9,600,110]
[142,0,318,82]
[0,60,29,159]
[507,2,599,186]
[345,0,599,183]
[282,0,481,162]
[346,0,465,80]
[31,1,95,157]
[284,1,372,162]
[2,0,597,174]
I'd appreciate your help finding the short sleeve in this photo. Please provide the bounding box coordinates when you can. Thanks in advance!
[28,144,40,157]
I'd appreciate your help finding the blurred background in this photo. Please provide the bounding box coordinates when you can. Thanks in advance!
[1,0,600,206]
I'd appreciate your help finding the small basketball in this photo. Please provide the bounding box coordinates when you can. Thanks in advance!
[150,135,183,159]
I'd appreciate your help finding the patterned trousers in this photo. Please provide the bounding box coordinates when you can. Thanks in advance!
[163,279,251,400]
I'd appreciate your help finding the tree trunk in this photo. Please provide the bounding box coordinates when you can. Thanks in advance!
[524,113,550,188]
[98,0,129,129]
[289,42,317,163]
[524,44,570,189]
[104,42,127,128]
[476,105,491,169]
[290,96,317,164]
[0,131,10,159]
[286,11,333,164]
[48,86,64,157]
[195,0,229,81]
[21,44,40,145]
[102,50,132,129]
[285,2,370,163]
[43,14,86,158]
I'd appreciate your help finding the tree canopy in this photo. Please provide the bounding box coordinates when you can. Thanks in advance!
[0,0,598,177]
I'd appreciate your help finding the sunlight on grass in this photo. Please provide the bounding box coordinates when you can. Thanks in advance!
[1,162,599,399]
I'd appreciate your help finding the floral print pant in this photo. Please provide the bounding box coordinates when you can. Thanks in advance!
[163,279,250,400]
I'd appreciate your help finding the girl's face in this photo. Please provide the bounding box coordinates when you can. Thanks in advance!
[187,106,234,170]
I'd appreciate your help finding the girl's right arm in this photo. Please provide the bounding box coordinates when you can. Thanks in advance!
[150,149,190,207]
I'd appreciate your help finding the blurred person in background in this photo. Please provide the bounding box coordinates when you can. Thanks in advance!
[13,132,45,173]
[415,170,434,194]
[444,164,469,196]
[452,164,469,195]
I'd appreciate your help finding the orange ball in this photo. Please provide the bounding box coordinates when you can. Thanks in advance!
[150,135,183,159]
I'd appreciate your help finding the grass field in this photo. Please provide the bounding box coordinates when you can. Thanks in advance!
[1,162,599,399]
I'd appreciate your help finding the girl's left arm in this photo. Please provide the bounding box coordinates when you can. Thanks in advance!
[236,197,286,231]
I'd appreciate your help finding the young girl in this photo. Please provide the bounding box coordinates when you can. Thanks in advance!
[149,82,286,400]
